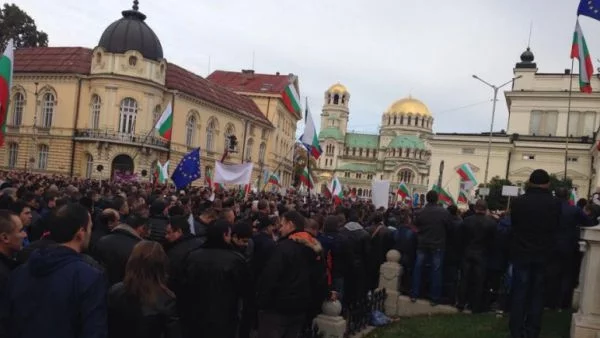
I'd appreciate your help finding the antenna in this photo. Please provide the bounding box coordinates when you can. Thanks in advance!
[207,55,211,75]
[252,51,255,70]
[527,21,533,47]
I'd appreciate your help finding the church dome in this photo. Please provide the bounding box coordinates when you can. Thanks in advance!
[98,1,163,61]
[327,83,348,94]
[385,96,431,116]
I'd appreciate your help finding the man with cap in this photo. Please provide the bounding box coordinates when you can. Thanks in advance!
[509,169,561,338]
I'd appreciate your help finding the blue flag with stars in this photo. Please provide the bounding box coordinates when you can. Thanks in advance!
[171,148,201,190]
[578,0,600,21]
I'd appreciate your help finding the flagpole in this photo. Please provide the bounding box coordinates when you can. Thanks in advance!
[262,142,296,192]
[305,96,312,216]
[167,93,175,161]
[564,58,575,180]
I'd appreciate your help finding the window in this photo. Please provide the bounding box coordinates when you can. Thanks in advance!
[224,124,235,151]
[522,154,535,160]
[153,105,162,125]
[128,56,137,66]
[344,172,350,178]
[12,92,24,126]
[356,173,362,179]
[333,94,339,105]
[529,110,558,136]
[261,128,268,140]
[85,154,93,178]
[567,156,579,162]
[91,95,101,129]
[366,149,370,157]
[246,138,254,161]
[393,116,397,124]
[8,143,18,168]
[118,98,137,134]
[397,169,414,183]
[186,115,196,146]
[407,116,412,125]
[359,148,363,157]
[249,125,256,136]
[259,142,266,163]
[461,148,475,154]
[352,148,356,156]
[400,116,404,125]
[206,119,217,151]
[568,111,596,137]
[367,174,373,180]
[41,93,55,128]
[38,144,49,170]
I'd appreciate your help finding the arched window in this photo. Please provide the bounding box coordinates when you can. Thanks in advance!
[42,93,55,128]
[8,142,18,168]
[400,115,404,125]
[12,92,24,126]
[118,98,137,134]
[393,116,397,124]
[414,116,419,126]
[359,148,363,156]
[206,118,217,151]
[392,149,396,157]
[407,116,412,126]
[421,117,425,127]
[259,142,266,163]
[85,154,93,179]
[352,148,356,156]
[246,138,254,161]
[91,95,101,129]
[38,144,49,170]
[333,94,339,105]
[397,169,414,184]
[224,124,235,151]
[186,114,196,147]
[358,188,363,196]
[388,116,391,125]
[405,148,410,157]
[153,105,162,125]
[366,149,370,157]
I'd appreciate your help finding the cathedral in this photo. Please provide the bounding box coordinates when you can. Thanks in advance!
[314,84,433,199]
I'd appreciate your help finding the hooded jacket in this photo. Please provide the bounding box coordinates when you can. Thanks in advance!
[0,246,107,338]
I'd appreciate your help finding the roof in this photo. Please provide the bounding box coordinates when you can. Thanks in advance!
[207,70,292,95]
[13,47,271,126]
[319,127,344,141]
[345,133,378,149]
[385,96,431,117]
[14,47,93,74]
[337,163,377,172]
[327,83,348,93]
[387,135,426,150]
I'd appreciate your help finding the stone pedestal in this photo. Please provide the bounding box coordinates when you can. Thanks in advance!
[572,226,600,338]
[573,240,588,310]
[313,300,347,338]
[378,249,402,317]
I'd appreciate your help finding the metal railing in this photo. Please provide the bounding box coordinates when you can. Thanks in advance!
[344,289,386,337]
[73,129,170,150]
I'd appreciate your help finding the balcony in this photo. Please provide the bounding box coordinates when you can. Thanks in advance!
[74,129,170,151]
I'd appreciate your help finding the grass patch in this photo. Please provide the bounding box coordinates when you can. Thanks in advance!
[365,311,571,338]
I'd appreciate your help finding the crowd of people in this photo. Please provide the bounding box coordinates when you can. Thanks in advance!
[0,168,596,338]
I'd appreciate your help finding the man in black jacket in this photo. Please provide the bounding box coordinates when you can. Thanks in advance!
[258,211,327,338]
[509,169,561,338]
[165,215,205,296]
[0,210,25,293]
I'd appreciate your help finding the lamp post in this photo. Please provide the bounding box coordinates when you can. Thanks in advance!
[472,75,522,185]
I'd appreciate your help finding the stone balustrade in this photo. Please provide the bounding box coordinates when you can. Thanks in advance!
[571,225,600,338]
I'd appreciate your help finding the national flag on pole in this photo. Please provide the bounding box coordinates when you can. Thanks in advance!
[397,182,410,200]
[155,102,173,140]
[205,167,213,188]
[456,163,478,189]
[299,102,322,159]
[330,176,343,205]
[268,173,281,186]
[458,186,468,204]
[571,19,594,93]
[281,83,301,114]
[569,189,578,206]
[299,167,314,189]
[0,39,14,147]
[432,184,455,206]
[156,160,169,184]
[171,148,201,190]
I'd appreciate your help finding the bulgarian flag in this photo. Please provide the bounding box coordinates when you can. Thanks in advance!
[281,83,301,114]
[268,173,281,186]
[300,102,322,159]
[299,167,314,189]
[156,160,169,184]
[571,19,593,93]
[569,189,578,206]
[397,182,410,200]
[155,102,173,140]
[0,39,14,147]
[205,167,213,188]
[457,188,468,204]
[456,163,477,190]
[330,176,343,205]
[432,184,455,206]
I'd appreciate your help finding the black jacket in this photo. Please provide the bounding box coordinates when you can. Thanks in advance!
[182,244,249,338]
[165,235,205,296]
[340,222,371,274]
[510,187,561,261]
[148,216,169,245]
[0,252,16,293]
[93,225,142,285]
[16,238,103,271]
[414,204,452,250]
[258,231,327,315]
[108,282,180,338]
[251,232,276,280]
[460,214,496,256]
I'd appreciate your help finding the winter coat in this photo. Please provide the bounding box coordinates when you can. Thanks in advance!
[556,201,593,255]
[93,224,142,285]
[148,216,169,245]
[0,252,16,293]
[0,246,107,338]
[460,214,496,257]
[251,231,276,280]
[414,204,452,250]
[165,235,205,296]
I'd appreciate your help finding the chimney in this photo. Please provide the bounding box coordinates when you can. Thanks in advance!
[276,72,280,75]
[565,69,571,75]
[241,69,255,75]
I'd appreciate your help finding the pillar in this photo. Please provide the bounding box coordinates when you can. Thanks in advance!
[313,300,346,338]
[571,226,600,338]
[378,249,402,316]
[572,240,588,310]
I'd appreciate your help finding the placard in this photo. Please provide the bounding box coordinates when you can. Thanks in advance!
[501,185,520,197]
[372,180,390,210]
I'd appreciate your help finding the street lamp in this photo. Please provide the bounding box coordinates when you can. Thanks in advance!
[472,74,522,185]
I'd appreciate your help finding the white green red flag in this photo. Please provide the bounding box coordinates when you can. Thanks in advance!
[281,83,301,114]
[205,167,213,187]
[268,173,281,186]
[433,184,455,206]
[456,163,477,190]
[330,176,343,205]
[299,167,314,189]
[571,19,593,93]
[299,102,322,159]
[0,39,14,147]
[569,189,578,206]
[155,102,173,140]
[397,182,410,200]
[458,188,468,204]
[156,160,169,184]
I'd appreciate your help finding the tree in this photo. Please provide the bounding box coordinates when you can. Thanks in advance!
[0,3,48,50]
[549,174,573,192]
[477,176,513,211]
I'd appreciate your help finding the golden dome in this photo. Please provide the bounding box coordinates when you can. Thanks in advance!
[385,96,431,116]
[328,83,348,93]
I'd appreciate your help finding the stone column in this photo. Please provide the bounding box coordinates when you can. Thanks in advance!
[572,240,588,310]
[313,300,346,338]
[571,226,600,338]
[378,249,402,317]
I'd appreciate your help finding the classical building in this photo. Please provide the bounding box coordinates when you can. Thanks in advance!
[315,83,433,198]
[3,2,301,184]
[428,47,599,200]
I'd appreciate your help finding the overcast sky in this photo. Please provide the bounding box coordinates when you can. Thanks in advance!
[16,0,598,134]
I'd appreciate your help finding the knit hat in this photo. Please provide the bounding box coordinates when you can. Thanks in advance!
[529,169,550,185]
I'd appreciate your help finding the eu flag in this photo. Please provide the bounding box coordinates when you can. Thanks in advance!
[578,0,600,21]
[171,148,201,190]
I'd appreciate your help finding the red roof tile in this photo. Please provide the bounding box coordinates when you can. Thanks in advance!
[14,47,93,74]
[207,70,292,95]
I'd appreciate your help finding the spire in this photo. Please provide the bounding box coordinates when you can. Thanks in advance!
[133,0,139,11]
[122,0,146,20]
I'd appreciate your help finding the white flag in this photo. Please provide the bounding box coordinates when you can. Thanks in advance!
[214,162,254,185]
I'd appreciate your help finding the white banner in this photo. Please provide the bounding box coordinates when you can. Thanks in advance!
[214,162,254,185]
[372,180,390,210]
